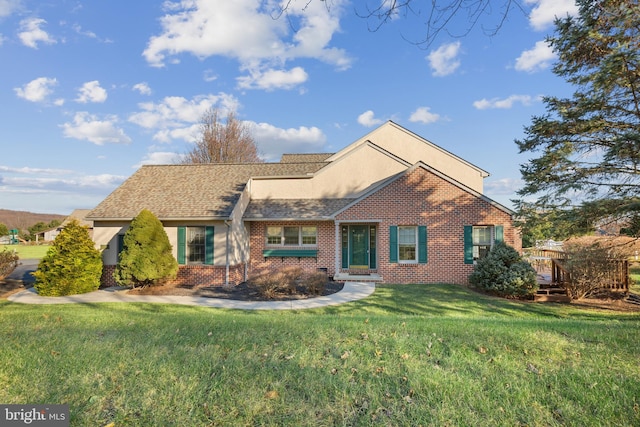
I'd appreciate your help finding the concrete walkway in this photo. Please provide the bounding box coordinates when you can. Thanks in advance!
[7,281,376,310]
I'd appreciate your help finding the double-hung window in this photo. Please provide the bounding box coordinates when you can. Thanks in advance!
[464,225,504,264]
[389,225,427,264]
[472,226,493,261]
[398,226,417,263]
[187,226,206,264]
[266,225,317,246]
[177,226,214,265]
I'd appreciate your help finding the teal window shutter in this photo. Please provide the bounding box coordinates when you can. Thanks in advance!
[464,225,473,264]
[205,226,214,265]
[117,234,125,254]
[389,226,398,263]
[494,225,504,243]
[177,227,186,265]
[418,225,427,264]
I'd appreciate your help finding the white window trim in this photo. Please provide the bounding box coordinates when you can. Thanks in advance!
[398,225,418,264]
[472,225,494,261]
[265,225,318,247]
[187,226,206,265]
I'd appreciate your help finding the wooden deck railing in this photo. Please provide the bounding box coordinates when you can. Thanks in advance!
[549,258,629,292]
[523,248,567,271]
[524,248,567,260]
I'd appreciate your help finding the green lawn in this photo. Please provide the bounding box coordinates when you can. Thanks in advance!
[631,264,639,292]
[0,244,50,259]
[1,284,638,426]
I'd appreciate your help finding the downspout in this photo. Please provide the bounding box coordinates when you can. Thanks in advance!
[224,220,230,285]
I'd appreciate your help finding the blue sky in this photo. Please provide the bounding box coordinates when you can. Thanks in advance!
[0,0,578,215]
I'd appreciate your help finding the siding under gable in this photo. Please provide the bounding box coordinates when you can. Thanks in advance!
[250,142,408,200]
[327,121,488,193]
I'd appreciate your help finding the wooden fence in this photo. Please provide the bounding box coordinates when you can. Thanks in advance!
[550,258,629,292]
[524,248,630,292]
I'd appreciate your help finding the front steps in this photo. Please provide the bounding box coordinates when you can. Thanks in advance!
[535,283,571,303]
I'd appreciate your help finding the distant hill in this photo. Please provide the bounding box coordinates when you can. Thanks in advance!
[0,209,67,231]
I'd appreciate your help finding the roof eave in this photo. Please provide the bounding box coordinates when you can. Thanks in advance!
[243,216,333,222]
[89,216,232,222]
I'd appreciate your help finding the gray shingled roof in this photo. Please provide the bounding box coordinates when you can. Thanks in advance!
[244,198,357,220]
[62,209,93,228]
[280,153,333,163]
[87,162,328,220]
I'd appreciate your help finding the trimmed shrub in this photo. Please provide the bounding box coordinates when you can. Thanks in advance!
[248,267,327,299]
[304,271,328,296]
[0,249,19,279]
[114,209,178,288]
[33,220,102,296]
[469,241,538,298]
[249,267,302,299]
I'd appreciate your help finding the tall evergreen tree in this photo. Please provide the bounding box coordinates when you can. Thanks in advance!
[114,209,178,287]
[517,0,640,237]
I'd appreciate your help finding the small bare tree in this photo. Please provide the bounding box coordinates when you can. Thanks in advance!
[182,108,261,164]
[562,236,639,299]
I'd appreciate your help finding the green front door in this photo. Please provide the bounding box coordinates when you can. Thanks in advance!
[349,225,369,268]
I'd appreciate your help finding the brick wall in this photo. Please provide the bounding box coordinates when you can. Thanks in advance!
[334,166,518,284]
[248,221,335,278]
[100,264,245,288]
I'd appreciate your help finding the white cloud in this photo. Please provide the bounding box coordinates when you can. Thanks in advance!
[0,165,73,175]
[128,93,239,143]
[409,107,442,124]
[246,121,326,162]
[0,165,125,194]
[152,124,200,143]
[527,0,579,31]
[14,77,57,102]
[18,17,56,48]
[515,40,556,73]
[142,0,350,90]
[129,94,236,128]
[427,41,461,77]
[0,0,22,18]
[61,112,132,145]
[237,66,308,91]
[473,94,535,110]
[203,70,217,82]
[133,82,152,95]
[75,80,107,103]
[484,177,522,196]
[357,110,383,127]
[137,151,183,166]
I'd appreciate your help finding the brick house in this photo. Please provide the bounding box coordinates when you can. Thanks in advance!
[87,121,520,287]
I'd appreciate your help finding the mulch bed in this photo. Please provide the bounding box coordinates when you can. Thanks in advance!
[126,280,344,301]
[0,279,25,298]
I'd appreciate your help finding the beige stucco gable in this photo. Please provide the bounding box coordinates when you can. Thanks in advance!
[327,121,489,193]
[249,142,409,200]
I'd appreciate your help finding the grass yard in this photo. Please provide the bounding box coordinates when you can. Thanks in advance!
[0,244,50,259]
[631,264,639,293]
[1,284,639,426]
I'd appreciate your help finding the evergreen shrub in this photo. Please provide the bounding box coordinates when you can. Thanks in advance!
[469,241,538,298]
[114,209,178,287]
[33,220,102,296]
